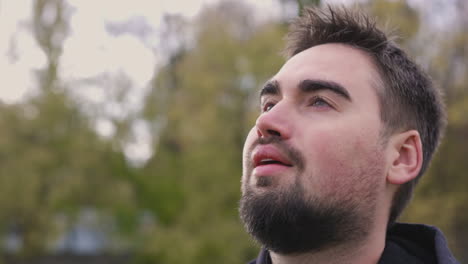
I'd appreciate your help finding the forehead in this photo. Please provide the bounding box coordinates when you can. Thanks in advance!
[272,43,381,105]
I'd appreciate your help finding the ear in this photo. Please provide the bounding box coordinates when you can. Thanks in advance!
[387,130,423,185]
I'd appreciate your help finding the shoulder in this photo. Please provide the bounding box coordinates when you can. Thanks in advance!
[385,222,459,264]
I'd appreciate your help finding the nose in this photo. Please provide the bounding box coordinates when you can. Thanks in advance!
[255,102,292,140]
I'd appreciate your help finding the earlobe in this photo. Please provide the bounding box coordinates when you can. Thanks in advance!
[387,130,423,185]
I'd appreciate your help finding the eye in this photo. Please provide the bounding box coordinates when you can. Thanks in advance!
[262,102,276,113]
[309,96,332,108]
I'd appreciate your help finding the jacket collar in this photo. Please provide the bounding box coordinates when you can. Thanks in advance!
[248,223,459,264]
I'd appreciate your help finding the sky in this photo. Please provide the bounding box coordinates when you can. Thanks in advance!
[0,0,286,104]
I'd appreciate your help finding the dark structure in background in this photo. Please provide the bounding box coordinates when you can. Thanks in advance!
[3,254,131,264]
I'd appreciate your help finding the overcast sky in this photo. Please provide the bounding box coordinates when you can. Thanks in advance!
[0,0,289,104]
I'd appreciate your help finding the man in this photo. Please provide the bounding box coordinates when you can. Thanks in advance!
[239,5,459,264]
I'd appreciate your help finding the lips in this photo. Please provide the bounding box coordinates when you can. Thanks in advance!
[252,145,293,168]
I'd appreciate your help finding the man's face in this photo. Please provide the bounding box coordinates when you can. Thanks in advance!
[240,43,390,254]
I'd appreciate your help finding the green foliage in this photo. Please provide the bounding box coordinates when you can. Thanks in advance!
[137,2,286,262]
[367,0,420,40]
[363,1,468,262]
[0,91,138,255]
[279,0,321,16]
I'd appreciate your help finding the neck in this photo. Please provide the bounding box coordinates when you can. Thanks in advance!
[269,217,388,264]
[270,239,383,264]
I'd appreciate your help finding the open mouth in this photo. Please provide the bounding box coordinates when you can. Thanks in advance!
[253,146,294,168]
[258,158,292,167]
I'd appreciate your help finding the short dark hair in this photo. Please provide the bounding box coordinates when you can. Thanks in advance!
[284,5,446,224]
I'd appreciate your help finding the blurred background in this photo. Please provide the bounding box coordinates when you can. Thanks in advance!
[0,0,467,263]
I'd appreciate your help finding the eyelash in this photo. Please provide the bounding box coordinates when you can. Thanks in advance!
[261,96,332,113]
[309,96,332,107]
[262,102,275,113]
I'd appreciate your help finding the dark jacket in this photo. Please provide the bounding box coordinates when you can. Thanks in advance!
[248,223,459,264]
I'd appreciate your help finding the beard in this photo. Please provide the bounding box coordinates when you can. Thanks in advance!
[239,138,379,255]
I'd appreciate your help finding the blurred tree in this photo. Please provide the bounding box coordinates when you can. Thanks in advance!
[0,0,138,257]
[297,0,321,15]
[402,1,468,261]
[278,0,321,19]
[32,0,69,92]
[367,0,420,40]
[0,92,137,256]
[360,0,468,262]
[0,0,73,255]
[137,1,287,263]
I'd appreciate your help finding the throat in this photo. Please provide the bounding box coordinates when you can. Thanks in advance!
[269,233,384,264]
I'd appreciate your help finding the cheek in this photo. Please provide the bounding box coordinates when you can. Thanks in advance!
[301,128,383,198]
[242,128,257,184]
[243,128,257,165]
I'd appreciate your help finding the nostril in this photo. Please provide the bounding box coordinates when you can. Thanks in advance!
[267,129,281,137]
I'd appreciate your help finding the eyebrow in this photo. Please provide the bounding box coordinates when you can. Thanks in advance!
[259,79,352,101]
[299,79,352,101]
[259,80,280,97]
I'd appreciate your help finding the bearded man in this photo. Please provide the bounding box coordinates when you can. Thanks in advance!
[239,6,459,264]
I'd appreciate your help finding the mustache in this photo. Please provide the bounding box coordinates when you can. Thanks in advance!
[247,136,305,171]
